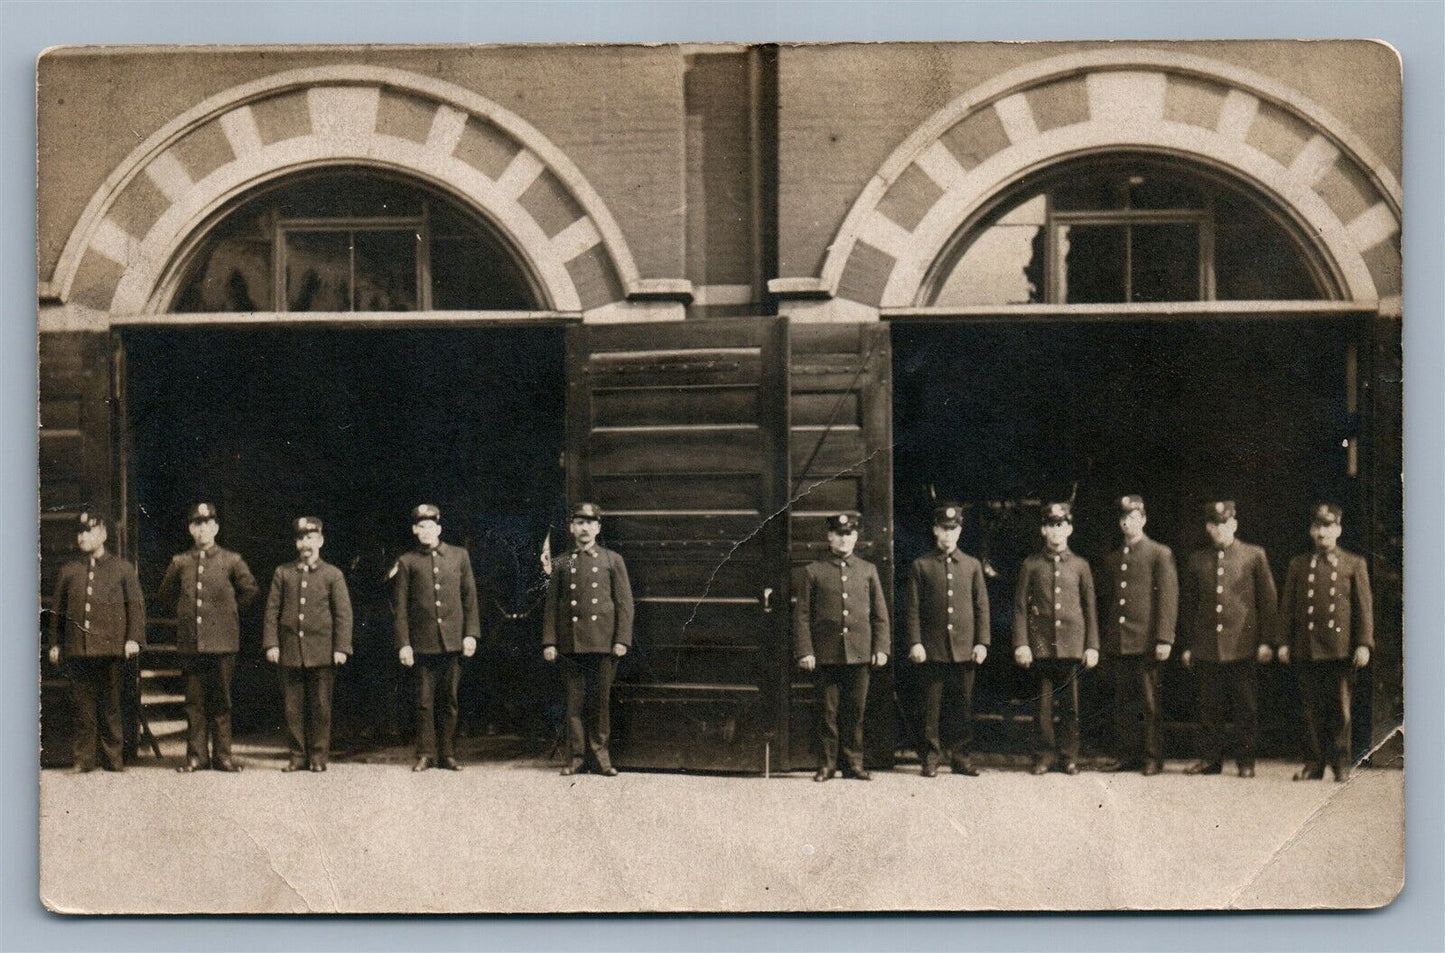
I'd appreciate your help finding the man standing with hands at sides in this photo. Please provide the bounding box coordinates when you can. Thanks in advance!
[263,518,352,772]
[905,503,989,777]
[542,503,633,776]
[795,512,891,782]
[48,513,144,772]
[393,504,480,772]
[1098,495,1177,776]
[158,503,259,773]
[1180,501,1278,778]
[1013,502,1098,776]
[1278,503,1373,782]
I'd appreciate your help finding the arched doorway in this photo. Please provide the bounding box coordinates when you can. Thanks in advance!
[889,151,1378,760]
[121,167,568,752]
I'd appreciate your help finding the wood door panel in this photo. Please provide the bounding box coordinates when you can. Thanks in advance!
[568,317,790,771]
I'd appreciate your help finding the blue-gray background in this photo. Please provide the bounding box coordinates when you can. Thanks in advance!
[3,2,1440,950]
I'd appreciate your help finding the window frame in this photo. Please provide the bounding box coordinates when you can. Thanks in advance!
[917,154,1338,310]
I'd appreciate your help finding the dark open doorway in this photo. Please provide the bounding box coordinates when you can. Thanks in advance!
[121,325,567,747]
[891,317,1367,758]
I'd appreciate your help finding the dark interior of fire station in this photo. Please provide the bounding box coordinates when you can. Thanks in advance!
[121,326,567,745]
[890,317,1370,758]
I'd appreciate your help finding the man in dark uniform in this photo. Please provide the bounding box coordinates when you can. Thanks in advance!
[263,517,352,772]
[905,502,989,777]
[1097,495,1178,776]
[794,512,891,782]
[1278,503,1373,782]
[157,503,259,773]
[1180,501,1279,778]
[542,502,634,776]
[1012,502,1098,775]
[393,504,480,772]
[47,513,145,772]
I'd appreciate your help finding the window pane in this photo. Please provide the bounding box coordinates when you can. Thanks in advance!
[1059,224,1127,302]
[431,237,535,310]
[274,173,423,220]
[1214,192,1324,299]
[1131,223,1200,301]
[1053,175,1126,211]
[172,210,272,312]
[353,231,418,311]
[1127,174,1205,210]
[285,231,351,311]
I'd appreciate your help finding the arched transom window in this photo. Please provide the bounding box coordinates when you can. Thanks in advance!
[926,156,1331,307]
[170,169,539,313]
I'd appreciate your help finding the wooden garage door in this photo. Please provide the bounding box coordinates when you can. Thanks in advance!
[566,317,791,771]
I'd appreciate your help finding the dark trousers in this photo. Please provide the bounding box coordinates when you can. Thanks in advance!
[281,665,335,765]
[920,662,976,767]
[182,653,236,763]
[816,663,870,771]
[561,653,616,770]
[1298,660,1354,772]
[1197,659,1259,766]
[414,652,461,760]
[68,657,125,770]
[1111,653,1163,764]
[1033,659,1081,764]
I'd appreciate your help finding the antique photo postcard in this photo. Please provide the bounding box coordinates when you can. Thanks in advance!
[37,39,1403,913]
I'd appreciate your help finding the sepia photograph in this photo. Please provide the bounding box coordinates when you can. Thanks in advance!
[35,37,1404,914]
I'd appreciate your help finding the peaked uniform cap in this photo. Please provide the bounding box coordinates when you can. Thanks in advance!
[933,503,963,528]
[826,512,860,533]
[294,516,323,537]
[571,502,603,521]
[188,502,218,523]
[1205,501,1237,523]
[411,504,441,524]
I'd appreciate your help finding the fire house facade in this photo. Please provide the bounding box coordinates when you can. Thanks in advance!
[38,42,1402,771]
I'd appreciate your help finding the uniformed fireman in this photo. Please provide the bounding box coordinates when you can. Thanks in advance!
[1180,501,1279,778]
[1278,503,1373,782]
[1097,495,1178,776]
[392,504,480,772]
[905,502,989,777]
[157,503,259,773]
[1012,502,1098,775]
[46,512,145,772]
[541,502,634,776]
[263,517,353,772]
[794,512,891,782]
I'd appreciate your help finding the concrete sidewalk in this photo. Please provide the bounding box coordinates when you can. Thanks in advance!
[39,743,1402,914]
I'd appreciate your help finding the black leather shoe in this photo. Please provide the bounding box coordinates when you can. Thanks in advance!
[1142,761,1163,777]
[176,758,206,773]
[921,764,938,778]
[1062,761,1079,775]
[70,764,97,774]
[813,767,835,782]
[213,759,242,773]
[439,757,462,771]
[598,766,619,777]
[560,763,583,776]
[1237,764,1256,778]
[952,760,980,777]
[412,757,433,772]
[1184,760,1222,775]
[309,763,327,773]
[844,766,872,781]
[103,764,126,773]
[1030,759,1052,775]
[1099,758,1144,773]
[282,761,307,773]
[1293,765,1324,781]
[1332,761,1351,782]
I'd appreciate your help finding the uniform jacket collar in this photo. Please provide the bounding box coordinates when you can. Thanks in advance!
[929,547,964,563]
